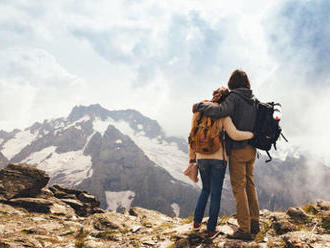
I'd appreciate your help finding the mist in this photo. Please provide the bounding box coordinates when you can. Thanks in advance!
[0,0,329,163]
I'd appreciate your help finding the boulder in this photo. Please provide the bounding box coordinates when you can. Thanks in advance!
[49,184,86,196]
[61,199,86,216]
[317,200,330,211]
[286,207,311,224]
[272,219,297,235]
[0,164,49,200]
[49,184,101,216]
[90,214,120,230]
[78,192,100,207]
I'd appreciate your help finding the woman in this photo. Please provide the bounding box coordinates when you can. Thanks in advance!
[188,87,254,239]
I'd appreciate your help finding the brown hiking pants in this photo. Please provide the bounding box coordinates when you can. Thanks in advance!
[229,145,259,233]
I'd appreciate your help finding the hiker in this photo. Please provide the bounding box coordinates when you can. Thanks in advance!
[192,69,260,240]
[188,87,254,239]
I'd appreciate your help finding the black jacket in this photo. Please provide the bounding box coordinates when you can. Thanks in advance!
[194,88,257,153]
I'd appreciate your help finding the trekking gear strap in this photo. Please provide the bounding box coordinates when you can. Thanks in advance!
[265,151,272,163]
[280,133,288,142]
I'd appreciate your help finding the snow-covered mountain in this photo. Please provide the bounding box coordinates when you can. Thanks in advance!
[0,104,329,217]
[0,104,199,217]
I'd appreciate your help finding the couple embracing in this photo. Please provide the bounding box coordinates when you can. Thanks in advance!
[187,69,260,240]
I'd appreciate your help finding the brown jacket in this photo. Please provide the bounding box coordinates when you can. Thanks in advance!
[189,113,253,161]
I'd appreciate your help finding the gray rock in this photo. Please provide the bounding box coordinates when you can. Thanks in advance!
[92,216,120,230]
[272,219,297,235]
[287,207,310,223]
[61,198,86,216]
[317,200,330,211]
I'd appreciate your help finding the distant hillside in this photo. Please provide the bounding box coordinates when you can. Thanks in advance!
[0,104,329,218]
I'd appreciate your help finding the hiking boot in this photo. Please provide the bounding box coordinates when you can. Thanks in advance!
[251,219,260,234]
[193,222,201,231]
[227,230,252,241]
[207,230,220,239]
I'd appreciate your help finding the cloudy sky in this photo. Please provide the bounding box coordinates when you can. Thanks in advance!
[0,0,329,162]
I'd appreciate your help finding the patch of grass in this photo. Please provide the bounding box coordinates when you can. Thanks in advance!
[75,228,89,239]
[21,229,31,235]
[96,231,118,240]
[74,227,89,248]
[218,215,230,225]
[119,227,129,234]
[303,203,318,215]
[170,235,181,242]
[153,223,174,232]
[166,244,175,248]
[75,240,85,248]
[321,218,330,233]
[141,221,153,227]
[0,214,21,222]
[255,222,271,243]
[181,216,193,224]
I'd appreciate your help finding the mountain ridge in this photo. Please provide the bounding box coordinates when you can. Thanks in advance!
[0,103,329,219]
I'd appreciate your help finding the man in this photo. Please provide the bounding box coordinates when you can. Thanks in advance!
[192,69,260,240]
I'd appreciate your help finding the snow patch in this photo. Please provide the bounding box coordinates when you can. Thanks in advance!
[115,139,122,144]
[1,130,39,160]
[137,124,143,130]
[22,146,93,186]
[93,118,114,136]
[62,116,90,131]
[23,146,56,164]
[105,191,136,212]
[171,203,180,217]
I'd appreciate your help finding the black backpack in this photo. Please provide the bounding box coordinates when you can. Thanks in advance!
[249,100,288,162]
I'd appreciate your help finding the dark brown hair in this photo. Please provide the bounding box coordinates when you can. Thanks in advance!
[227,69,251,90]
[211,87,230,103]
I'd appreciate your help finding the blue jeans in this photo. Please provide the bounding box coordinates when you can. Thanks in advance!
[194,159,227,232]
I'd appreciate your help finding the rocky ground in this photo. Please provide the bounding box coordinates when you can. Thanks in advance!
[0,164,329,248]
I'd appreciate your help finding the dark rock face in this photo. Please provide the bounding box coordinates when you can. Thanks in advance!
[78,125,199,218]
[0,164,49,200]
[8,198,53,213]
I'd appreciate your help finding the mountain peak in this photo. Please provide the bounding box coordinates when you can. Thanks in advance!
[68,104,111,122]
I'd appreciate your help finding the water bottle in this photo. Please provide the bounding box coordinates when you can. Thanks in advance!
[273,104,282,120]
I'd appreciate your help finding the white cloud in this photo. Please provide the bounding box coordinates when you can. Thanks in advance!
[0,0,329,162]
[0,48,86,130]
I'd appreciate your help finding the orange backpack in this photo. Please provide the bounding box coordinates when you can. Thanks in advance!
[188,113,224,154]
